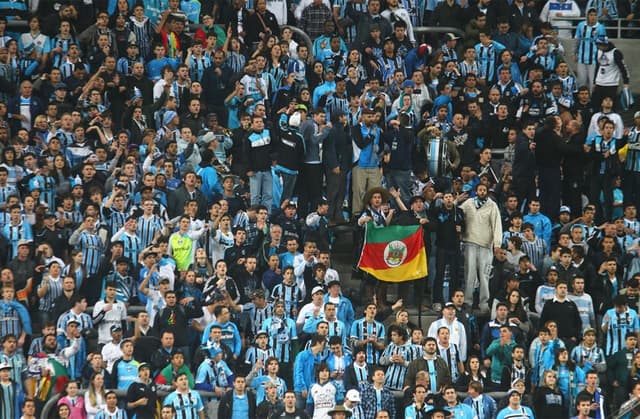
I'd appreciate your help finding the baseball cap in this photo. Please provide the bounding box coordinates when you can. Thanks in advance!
[0,362,11,370]
[634,111,640,119]
[110,325,122,332]
[583,327,596,336]
[66,318,80,326]
[506,388,521,397]
[559,205,571,214]
[17,239,33,247]
[443,302,456,309]
[445,32,461,41]
[311,286,325,295]
[138,362,151,371]
[346,389,361,402]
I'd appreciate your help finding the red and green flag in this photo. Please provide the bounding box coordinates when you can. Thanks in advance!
[358,223,428,282]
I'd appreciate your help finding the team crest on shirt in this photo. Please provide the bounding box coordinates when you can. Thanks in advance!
[384,241,407,267]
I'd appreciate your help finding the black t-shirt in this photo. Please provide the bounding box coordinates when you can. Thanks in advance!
[126,379,158,419]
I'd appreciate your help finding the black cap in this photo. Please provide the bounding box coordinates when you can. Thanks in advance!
[116,257,129,265]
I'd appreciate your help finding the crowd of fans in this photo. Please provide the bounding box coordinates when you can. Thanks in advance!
[1,0,640,418]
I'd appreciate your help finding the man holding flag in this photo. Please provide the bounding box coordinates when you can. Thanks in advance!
[459,183,503,313]
[357,187,429,311]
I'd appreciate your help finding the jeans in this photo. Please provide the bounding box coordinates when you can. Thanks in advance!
[387,169,412,206]
[464,242,493,310]
[435,247,461,304]
[326,169,347,221]
[249,170,273,210]
[280,172,297,203]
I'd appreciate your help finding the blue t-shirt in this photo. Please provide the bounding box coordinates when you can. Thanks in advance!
[231,393,249,419]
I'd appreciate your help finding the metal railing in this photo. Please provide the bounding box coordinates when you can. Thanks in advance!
[41,388,217,418]
[548,16,640,38]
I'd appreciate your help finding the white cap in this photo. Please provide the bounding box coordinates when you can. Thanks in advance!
[0,362,12,370]
[346,389,361,402]
[311,286,325,295]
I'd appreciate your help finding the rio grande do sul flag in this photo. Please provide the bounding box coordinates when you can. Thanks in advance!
[358,223,428,282]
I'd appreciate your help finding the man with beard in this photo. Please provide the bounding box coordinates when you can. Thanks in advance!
[460,183,502,312]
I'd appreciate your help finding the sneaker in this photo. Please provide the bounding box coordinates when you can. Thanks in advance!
[432,303,442,312]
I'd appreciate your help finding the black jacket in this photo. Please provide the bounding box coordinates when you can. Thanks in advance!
[323,123,352,172]
[219,390,257,419]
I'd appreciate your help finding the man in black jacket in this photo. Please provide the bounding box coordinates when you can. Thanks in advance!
[430,192,465,312]
[323,111,352,224]
[535,116,564,221]
[540,280,582,350]
[219,375,257,418]
[512,122,537,207]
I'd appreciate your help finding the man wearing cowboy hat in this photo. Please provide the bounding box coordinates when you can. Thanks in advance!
[328,405,352,418]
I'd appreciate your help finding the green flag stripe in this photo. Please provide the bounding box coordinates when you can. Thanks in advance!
[364,223,421,244]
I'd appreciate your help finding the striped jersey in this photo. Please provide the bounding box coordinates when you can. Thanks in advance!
[475,42,506,83]
[380,342,421,390]
[195,359,234,398]
[350,318,385,364]
[438,343,463,382]
[270,283,303,319]
[163,390,204,419]
[95,407,128,419]
[137,215,165,249]
[2,221,33,259]
[37,277,63,312]
[262,316,298,363]
[56,311,94,334]
[76,231,104,275]
[0,352,25,385]
[242,302,274,337]
[521,237,546,271]
[602,307,640,355]
[575,22,606,65]
[244,346,275,375]
[0,302,28,342]
[251,375,287,403]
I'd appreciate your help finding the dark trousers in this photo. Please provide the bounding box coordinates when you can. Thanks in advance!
[562,176,584,218]
[326,169,347,222]
[592,85,619,112]
[434,247,461,304]
[513,176,536,209]
[538,166,561,221]
[623,170,640,209]
[590,173,613,222]
[298,163,323,216]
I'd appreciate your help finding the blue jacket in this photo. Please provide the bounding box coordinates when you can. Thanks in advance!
[323,294,356,332]
[463,394,497,419]
[293,349,323,393]
[202,321,242,356]
[523,212,552,249]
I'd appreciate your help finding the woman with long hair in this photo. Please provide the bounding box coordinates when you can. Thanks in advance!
[57,380,86,419]
[267,43,287,89]
[62,250,87,290]
[0,146,23,188]
[553,347,586,413]
[504,289,531,335]
[307,61,325,94]
[455,354,491,392]
[51,154,73,196]
[308,362,337,418]
[203,259,241,304]
[84,373,106,419]
[297,87,312,110]
[534,369,566,417]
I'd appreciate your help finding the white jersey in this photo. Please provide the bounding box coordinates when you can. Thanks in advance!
[309,381,336,419]
[92,300,127,345]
